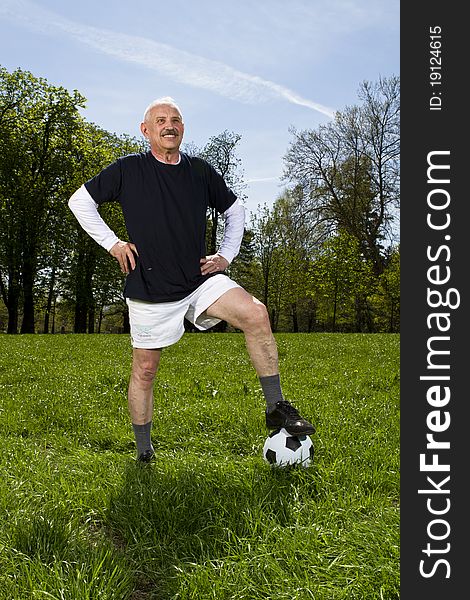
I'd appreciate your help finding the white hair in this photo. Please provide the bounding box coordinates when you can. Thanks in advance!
[142,97,183,123]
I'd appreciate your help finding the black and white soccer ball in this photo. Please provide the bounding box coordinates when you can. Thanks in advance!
[263,428,314,468]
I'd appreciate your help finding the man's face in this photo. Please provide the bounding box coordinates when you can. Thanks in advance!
[140,104,184,156]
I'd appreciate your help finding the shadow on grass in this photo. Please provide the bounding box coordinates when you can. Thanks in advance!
[105,456,318,597]
[7,507,135,598]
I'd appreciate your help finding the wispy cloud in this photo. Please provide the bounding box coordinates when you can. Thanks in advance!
[246,176,280,184]
[0,0,336,119]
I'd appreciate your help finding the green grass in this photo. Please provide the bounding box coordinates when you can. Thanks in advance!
[0,333,399,599]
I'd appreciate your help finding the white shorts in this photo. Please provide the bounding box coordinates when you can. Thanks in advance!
[126,274,241,349]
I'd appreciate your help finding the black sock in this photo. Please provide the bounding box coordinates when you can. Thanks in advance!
[132,421,154,457]
[259,374,284,412]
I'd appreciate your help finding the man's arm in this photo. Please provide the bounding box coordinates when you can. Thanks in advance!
[200,199,245,275]
[68,184,119,251]
[68,185,137,274]
[218,199,245,263]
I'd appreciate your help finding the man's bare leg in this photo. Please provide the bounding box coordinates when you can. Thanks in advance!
[205,288,315,435]
[128,348,161,460]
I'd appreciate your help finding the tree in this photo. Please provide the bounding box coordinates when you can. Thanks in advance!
[374,245,400,332]
[227,228,260,299]
[184,130,247,254]
[251,204,284,329]
[63,122,144,333]
[309,232,376,332]
[274,188,319,332]
[0,66,86,333]
[283,75,399,276]
[0,66,146,334]
[251,186,324,332]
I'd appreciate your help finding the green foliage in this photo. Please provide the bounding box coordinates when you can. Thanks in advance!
[283,76,400,276]
[0,65,86,333]
[185,130,247,202]
[251,188,399,332]
[184,130,247,254]
[0,333,399,599]
[309,232,377,331]
[250,77,401,332]
[59,121,144,333]
[228,228,261,297]
[0,65,144,334]
[372,246,400,332]
[0,65,399,335]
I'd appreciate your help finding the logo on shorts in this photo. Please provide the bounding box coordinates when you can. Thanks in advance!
[133,324,153,339]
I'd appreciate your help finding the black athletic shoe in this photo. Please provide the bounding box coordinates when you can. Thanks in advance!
[266,400,315,436]
[137,449,155,463]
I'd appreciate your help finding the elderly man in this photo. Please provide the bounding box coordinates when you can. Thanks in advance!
[68,97,314,462]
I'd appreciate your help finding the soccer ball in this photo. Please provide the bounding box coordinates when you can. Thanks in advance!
[263,428,314,468]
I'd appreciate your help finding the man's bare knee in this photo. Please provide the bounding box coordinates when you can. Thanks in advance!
[132,351,160,385]
[240,300,271,334]
[135,362,157,383]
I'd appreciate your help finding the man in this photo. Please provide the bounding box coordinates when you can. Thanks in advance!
[68,97,314,462]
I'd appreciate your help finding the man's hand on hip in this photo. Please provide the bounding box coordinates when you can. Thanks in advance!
[200,254,229,276]
[109,241,138,274]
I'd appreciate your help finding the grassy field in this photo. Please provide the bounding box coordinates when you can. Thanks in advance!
[0,333,399,599]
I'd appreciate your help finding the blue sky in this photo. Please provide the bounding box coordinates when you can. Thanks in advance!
[0,0,399,219]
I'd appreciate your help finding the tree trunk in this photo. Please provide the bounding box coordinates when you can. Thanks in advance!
[332,279,338,332]
[20,254,36,333]
[44,311,50,334]
[291,302,299,333]
[270,308,278,333]
[74,263,89,332]
[51,296,56,334]
[88,307,95,333]
[43,266,56,334]
[389,299,397,333]
[74,301,87,333]
[123,306,130,334]
[97,305,104,333]
[73,237,96,333]
[6,282,20,334]
[307,300,316,332]
[262,263,270,308]
[1,271,20,334]
[355,294,374,333]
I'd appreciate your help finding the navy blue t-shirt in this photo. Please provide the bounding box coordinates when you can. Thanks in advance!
[85,151,236,302]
